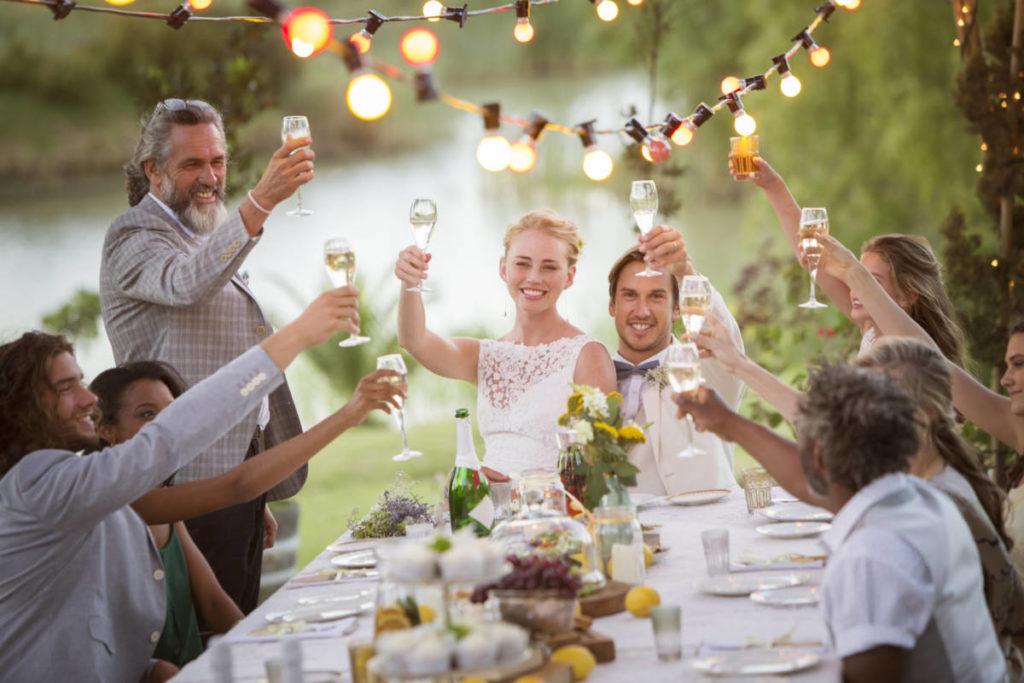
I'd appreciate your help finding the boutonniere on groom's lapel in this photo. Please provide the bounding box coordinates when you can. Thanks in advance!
[645,366,669,390]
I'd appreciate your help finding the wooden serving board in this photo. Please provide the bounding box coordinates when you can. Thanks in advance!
[540,629,616,663]
[493,660,572,683]
[579,580,630,618]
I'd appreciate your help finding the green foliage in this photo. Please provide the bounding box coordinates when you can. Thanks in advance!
[41,289,102,340]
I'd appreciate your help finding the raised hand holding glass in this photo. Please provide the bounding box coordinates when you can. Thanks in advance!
[797,207,829,310]
[281,116,313,216]
[376,354,423,461]
[629,180,661,277]
[666,342,704,458]
[323,238,371,347]
[680,275,712,338]
[407,198,437,293]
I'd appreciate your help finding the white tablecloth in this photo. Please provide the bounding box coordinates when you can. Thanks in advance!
[174,490,840,682]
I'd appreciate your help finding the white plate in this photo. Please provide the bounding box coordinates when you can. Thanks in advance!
[755,522,831,539]
[750,585,820,607]
[667,489,732,506]
[327,538,383,554]
[330,550,377,570]
[698,573,804,597]
[760,503,833,523]
[264,601,373,624]
[630,492,660,508]
[692,648,821,676]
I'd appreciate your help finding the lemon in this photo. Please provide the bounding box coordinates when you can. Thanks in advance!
[625,585,661,618]
[513,677,545,683]
[462,678,489,683]
[551,645,597,681]
[418,604,436,624]
[574,600,582,616]
[643,544,654,568]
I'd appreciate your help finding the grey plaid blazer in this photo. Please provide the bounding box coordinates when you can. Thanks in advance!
[99,195,305,500]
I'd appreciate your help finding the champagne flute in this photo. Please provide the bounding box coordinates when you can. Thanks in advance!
[797,207,829,309]
[407,198,437,293]
[376,354,423,462]
[629,180,661,277]
[665,342,704,458]
[680,275,712,339]
[281,115,313,217]
[323,238,371,348]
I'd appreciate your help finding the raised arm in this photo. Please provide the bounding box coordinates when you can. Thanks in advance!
[817,234,1024,452]
[395,245,479,382]
[731,157,852,317]
[131,369,403,525]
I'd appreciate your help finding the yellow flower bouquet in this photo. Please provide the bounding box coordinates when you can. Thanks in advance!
[557,384,644,510]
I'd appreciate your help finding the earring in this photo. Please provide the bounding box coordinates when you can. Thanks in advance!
[503,296,510,319]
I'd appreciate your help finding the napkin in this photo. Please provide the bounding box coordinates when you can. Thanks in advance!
[285,568,379,589]
[730,552,826,573]
[228,616,358,644]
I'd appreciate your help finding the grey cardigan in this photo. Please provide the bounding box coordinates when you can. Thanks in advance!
[0,346,282,682]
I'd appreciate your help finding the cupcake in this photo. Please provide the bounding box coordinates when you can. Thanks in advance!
[491,622,529,662]
[455,631,498,671]
[439,541,485,584]
[407,632,454,676]
[387,541,438,583]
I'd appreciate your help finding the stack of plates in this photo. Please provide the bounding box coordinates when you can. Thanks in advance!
[691,649,821,675]
[759,503,833,523]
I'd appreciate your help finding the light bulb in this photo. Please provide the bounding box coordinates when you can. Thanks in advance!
[810,45,831,68]
[513,18,535,42]
[105,0,135,5]
[720,76,741,95]
[582,146,613,181]
[477,135,512,172]
[595,0,619,21]
[188,0,212,10]
[626,0,644,5]
[780,72,802,97]
[509,138,538,173]
[346,72,392,121]
[400,28,440,67]
[350,30,373,54]
[670,120,696,146]
[283,7,333,59]
[734,112,757,136]
[640,134,671,164]
[423,0,444,21]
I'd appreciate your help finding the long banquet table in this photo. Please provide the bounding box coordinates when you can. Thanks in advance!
[175,490,840,682]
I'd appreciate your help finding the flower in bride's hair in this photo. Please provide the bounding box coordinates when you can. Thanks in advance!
[573,419,594,444]
[594,421,619,441]
[620,422,646,444]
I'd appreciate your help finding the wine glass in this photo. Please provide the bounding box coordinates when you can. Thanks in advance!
[281,115,313,217]
[407,198,437,293]
[680,275,712,339]
[665,342,704,458]
[797,207,829,310]
[376,354,423,462]
[629,180,661,277]
[323,238,371,348]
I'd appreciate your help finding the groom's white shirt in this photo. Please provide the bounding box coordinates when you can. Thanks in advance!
[617,289,745,495]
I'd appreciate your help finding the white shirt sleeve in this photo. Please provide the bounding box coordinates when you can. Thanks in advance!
[822,526,936,658]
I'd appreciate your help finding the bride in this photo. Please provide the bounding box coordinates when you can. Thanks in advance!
[395,209,616,478]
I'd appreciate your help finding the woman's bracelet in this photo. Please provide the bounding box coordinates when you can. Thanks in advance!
[247,190,272,216]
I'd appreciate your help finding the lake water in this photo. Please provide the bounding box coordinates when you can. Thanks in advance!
[0,73,745,419]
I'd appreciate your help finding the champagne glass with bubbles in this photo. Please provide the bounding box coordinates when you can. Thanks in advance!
[666,342,704,458]
[323,238,370,348]
[797,207,829,309]
[680,275,712,339]
[281,115,313,217]
[629,180,661,277]
[376,354,423,462]
[407,198,437,293]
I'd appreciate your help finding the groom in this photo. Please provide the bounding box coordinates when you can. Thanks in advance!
[609,226,744,494]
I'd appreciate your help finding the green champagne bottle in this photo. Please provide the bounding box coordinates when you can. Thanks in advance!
[447,408,494,536]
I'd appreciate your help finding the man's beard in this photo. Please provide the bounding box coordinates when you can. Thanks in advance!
[160,174,228,236]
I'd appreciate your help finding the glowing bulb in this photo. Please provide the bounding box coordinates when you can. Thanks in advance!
[346,72,392,121]
[400,28,440,67]
[423,0,444,21]
[283,7,333,59]
[809,45,831,68]
[640,134,671,164]
[350,30,373,54]
[582,146,613,181]
[513,18,535,43]
[595,0,619,21]
[836,0,860,8]
[188,0,212,10]
[509,139,538,173]
[105,0,135,6]
[780,73,802,97]
[477,135,512,172]
[626,0,644,5]
[720,76,741,95]
[670,120,696,146]
[734,112,756,136]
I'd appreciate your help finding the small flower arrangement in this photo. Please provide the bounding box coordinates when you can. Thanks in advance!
[348,474,435,539]
[558,384,644,510]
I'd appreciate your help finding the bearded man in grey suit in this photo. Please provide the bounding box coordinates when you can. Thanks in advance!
[99,98,340,613]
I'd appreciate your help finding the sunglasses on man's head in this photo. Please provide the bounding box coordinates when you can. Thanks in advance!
[157,98,212,112]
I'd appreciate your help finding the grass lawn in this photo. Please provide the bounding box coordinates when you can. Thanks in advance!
[286,420,756,567]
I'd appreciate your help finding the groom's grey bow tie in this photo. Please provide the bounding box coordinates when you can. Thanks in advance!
[614,359,660,382]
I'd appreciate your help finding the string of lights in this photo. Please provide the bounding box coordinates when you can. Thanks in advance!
[4,0,862,180]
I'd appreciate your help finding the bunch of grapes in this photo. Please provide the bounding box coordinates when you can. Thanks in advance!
[470,555,581,603]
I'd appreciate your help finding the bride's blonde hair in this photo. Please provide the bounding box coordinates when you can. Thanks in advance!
[503,210,583,268]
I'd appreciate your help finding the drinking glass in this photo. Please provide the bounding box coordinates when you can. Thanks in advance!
[376,354,423,461]
[407,198,437,293]
[700,529,730,576]
[629,180,661,277]
[665,342,704,458]
[680,275,712,339]
[797,207,829,310]
[743,468,774,514]
[323,238,371,347]
[281,116,313,217]
[649,606,682,662]
[729,135,759,180]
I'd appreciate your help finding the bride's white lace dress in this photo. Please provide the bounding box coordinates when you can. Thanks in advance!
[477,334,596,475]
